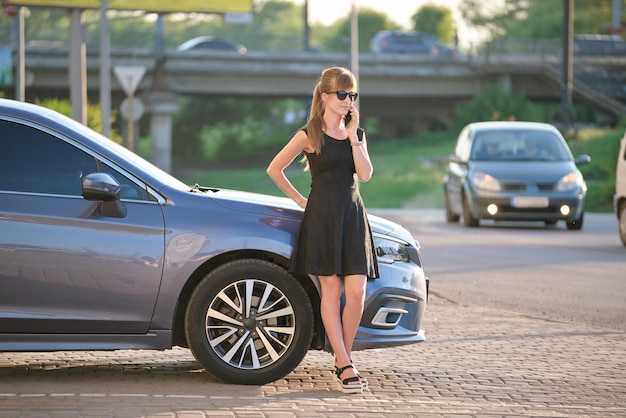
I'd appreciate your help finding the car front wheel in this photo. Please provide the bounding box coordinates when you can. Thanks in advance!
[185,259,314,385]
[462,194,479,227]
[445,188,460,223]
[566,212,584,230]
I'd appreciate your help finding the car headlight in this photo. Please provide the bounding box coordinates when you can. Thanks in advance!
[556,171,584,192]
[471,171,501,191]
[373,235,410,264]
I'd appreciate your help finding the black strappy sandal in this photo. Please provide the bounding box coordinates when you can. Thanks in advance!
[334,357,369,389]
[335,364,363,394]
[351,364,368,389]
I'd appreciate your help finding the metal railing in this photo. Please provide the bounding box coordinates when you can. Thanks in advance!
[473,38,626,106]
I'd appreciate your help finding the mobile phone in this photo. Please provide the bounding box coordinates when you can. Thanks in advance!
[345,112,354,128]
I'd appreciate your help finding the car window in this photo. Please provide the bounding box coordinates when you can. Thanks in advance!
[420,33,440,46]
[471,129,571,161]
[394,34,423,45]
[0,119,152,200]
[0,119,98,195]
[200,40,233,50]
[99,162,155,201]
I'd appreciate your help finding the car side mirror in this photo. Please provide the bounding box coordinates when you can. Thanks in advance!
[447,154,463,164]
[575,155,591,166]
[82,172,127,218]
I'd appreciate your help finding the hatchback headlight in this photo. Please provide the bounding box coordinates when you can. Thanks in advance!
[373,236,409,264]
[556,171,584,192]
[471,171,501,191]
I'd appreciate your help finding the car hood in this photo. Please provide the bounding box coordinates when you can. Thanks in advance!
[204,188,414,242]
[470,161,577,182]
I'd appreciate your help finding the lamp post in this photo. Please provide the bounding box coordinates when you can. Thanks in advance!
[304,0,310,51]
[560,0,574,130]
[612,0,622,33]
[349,0,359,89]
[100,0,111,137]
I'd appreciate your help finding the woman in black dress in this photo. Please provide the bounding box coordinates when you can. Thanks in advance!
[267,67,378,394]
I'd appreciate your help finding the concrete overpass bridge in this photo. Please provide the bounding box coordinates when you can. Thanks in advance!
[7,44,626,138]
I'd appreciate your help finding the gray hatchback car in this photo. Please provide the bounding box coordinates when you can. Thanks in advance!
[444,121,590,230]
[0,99,428,385]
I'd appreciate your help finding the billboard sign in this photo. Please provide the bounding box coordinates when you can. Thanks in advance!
[0,47,13,87]
[4,0,252,13]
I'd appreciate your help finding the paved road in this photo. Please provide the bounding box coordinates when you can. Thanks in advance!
[1,210,624,417]
[373,209,626,331]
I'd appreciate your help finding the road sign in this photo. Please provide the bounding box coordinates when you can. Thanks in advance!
[113,66,146,96]
[120,97,144,121]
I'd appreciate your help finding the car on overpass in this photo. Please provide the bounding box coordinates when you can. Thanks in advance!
[176,36,247,54]
[574,34,626,56]
[0,98,428,385]
[370,30,462,59]
[444,121,590,229]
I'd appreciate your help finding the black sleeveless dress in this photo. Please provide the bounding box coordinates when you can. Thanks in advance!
[288,129,379,279]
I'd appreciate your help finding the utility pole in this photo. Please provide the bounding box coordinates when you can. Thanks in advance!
[349,0,359,89]
[560,0,574,130]
[612,0,622,33]
[303,0,310,51]
[100,0,111,137]
[13,6,25,101]
[69,9,87,124]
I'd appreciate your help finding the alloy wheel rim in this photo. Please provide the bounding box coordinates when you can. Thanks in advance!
[206,278,296,370]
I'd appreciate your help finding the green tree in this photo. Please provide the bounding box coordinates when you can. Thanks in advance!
[34,97,122,143]
[458,0,624,40]
[319,8,400,53]
[411,4,455,43]
[172,95,304,163]
[0,8,71,45]
[162,0,307,52]
[87,11,158,48]
[454,82,551,130]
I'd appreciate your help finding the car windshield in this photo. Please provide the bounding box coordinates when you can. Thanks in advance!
[470,130,572,162]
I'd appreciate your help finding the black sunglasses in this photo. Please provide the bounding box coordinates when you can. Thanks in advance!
[325,90,359,102]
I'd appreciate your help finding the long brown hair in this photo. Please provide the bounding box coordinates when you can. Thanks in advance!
[306,67,357,155]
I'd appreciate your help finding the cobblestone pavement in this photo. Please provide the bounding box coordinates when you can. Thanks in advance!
[1,294,624,418]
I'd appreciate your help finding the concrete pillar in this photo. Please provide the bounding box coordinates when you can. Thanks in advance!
[145,91,179,174]
[69,9,86,124]
[499,74,512,92]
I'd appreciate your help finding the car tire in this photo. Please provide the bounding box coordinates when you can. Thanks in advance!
[462,194,479,227]
[619,202,626,246]
[566,212,584,230]
[445,189,460,223]
[185,259,314,385]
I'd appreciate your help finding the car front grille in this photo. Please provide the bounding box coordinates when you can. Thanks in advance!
[501,182,556,192]
[501,182,527,191]
[498,206,562,214]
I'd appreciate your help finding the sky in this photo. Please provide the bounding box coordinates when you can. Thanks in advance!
[289,0,483,48]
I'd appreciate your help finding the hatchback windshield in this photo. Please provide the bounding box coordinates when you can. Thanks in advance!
[470,130,572,161]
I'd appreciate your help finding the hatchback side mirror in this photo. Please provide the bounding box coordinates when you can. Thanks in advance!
[447,154,464,164]
[575,155,591,166]
[82,172,127,218]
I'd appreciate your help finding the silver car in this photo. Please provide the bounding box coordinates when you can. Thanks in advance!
[0,99,428,384]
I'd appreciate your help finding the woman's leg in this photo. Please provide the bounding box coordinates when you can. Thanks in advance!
[341,274,367,357]
[318,274,359,386]
[342,274,368,386]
